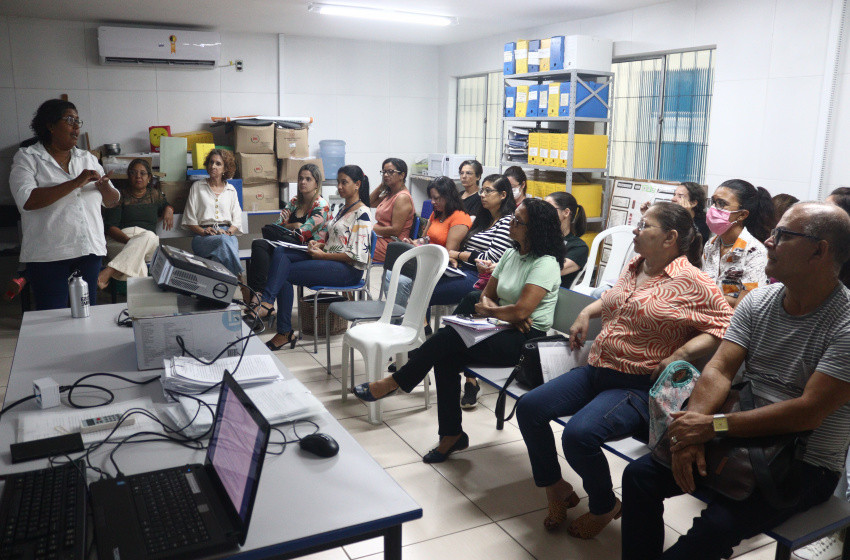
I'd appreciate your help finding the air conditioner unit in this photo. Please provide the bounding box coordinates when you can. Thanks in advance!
[98,26,220,68]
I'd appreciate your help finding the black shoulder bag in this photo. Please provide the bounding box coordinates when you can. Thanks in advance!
[494,334,569,430]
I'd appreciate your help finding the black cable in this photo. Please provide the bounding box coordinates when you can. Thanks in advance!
[63,373,159,409]
[0,393,37,419]
[115,308,132,327]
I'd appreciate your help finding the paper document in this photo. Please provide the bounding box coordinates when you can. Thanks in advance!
[267,240,308,251]
[540,341,593,383]
[443,315,512,348]
[17,397,163,444]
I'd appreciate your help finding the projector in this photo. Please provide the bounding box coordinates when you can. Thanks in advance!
[149,245,238,306]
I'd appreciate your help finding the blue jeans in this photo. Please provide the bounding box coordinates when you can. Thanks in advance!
[622,453,840,560]
[191,227,242,276]
[262,247,362,334]
[516,364,652,515]
[429,269,478,306]
[27,254,102,310]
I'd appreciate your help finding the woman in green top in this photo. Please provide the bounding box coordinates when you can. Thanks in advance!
[354,198,565,463]
[97,159,173,289]
[545,191,589,288]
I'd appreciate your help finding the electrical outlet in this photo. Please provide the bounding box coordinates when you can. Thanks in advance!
[236,60,243,71]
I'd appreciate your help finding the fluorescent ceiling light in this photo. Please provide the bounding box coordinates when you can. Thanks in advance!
[307,3,457,26]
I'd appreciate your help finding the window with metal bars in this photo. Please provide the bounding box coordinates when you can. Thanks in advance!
[455,72,503,167]
[610,48,715,184]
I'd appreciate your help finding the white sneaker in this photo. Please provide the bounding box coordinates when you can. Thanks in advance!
[792,534,842,560]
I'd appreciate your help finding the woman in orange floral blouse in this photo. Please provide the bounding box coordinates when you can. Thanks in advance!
[516,202,733,540]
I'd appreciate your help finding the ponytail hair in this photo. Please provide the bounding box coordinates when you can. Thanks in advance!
[546,191,587,237]
[338,165,371,205]
[718,179,773,243]
[652,201,704,268]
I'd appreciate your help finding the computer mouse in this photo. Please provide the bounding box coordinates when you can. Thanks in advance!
[299,432,339,458]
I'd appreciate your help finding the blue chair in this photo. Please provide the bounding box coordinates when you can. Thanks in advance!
[297,231,376,354]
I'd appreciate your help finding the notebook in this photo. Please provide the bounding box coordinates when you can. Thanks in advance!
[90,372,271,560]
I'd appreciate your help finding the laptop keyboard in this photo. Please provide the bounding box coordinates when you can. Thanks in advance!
[0,461,86,560]
[129,468,210,555]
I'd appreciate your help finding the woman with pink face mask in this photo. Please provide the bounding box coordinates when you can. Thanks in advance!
[702,179,772,307]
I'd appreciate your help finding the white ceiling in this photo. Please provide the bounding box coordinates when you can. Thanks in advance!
[0,0,665,45]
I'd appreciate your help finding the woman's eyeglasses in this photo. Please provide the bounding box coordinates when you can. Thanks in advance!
[60,116,83,127]
[511,215,528,227]
[380,169,402,176]
[635,219,660,232]
[709,198,739,211]
[479,187,497,196]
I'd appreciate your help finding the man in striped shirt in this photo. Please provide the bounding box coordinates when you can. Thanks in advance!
[621,202,850,560]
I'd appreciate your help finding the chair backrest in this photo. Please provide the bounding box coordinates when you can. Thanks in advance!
[571,225,634,292]
[421,199,433,220]
[552,288,603,340]
[381,245,448,329]
[410,214,421,239]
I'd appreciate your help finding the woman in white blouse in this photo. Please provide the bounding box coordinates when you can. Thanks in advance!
[182,149,243,277]
[9,98,120,310]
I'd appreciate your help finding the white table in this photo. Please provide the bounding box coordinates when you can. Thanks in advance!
[0,304,421,559]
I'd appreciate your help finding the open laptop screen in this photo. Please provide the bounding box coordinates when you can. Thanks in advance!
[207,376,269,524]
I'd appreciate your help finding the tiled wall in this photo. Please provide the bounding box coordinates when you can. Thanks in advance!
[437,0,850,201]
[0,19,442,208]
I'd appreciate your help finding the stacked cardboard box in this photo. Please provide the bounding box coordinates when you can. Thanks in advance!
[233,124,278,211]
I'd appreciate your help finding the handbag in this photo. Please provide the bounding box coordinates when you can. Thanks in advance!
[261,223,304,245]
[494,335,570,429]
[651,379,809,508]
[648,360,702,457]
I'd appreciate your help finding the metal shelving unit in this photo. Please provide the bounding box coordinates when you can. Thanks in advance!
[501,67,614,226]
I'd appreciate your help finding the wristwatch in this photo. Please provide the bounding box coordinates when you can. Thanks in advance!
[712,414,729,435]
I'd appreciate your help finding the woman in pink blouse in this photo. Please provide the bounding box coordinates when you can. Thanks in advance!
[369,158,414,262]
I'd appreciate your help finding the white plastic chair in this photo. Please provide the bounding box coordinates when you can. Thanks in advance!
[341,244,449,424]
[571,225,634,295]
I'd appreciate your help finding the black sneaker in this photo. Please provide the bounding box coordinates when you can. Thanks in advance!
[460,381,480,409]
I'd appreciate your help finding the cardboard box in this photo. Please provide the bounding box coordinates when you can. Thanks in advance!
[504,42,516,75]
[536,84,549,117]
[539,38,551,72]
[547,83,561,118]
[233,124,275,154]
[538,134,551,166]
[275,127,309,159]
[563,35,613,73]
[192,143,215,170]
[550,36,566,70]
[172,130,214,155]
[237,153,277,184]
[504,86,517,117]
[526,84,539,116]
[160,181,191,214]
[278,157,324,183]
[573,134,609,169]
[559,80,610,118]
[515,40,529,74]
[572,183,604,217]
[242,182,280,212]
[131,302,244,370]
[528,39,541,73]
[528,132,540,165]
[515,85,529,118]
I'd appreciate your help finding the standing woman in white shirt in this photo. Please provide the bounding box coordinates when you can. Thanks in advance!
[182,149,244,278]
[9,99,120,310]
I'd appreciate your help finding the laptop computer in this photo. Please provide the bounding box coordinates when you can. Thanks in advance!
[90,372,271,560]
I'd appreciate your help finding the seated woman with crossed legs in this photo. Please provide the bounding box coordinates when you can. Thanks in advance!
[354,198,565,463]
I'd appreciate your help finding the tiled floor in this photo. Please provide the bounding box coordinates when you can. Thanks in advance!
[0,286,781,560]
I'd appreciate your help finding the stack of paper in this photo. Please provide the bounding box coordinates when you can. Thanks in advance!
[161,355,283,399]
[504,127,530,163]
[442,315,512,347]
[166,380,325,437]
